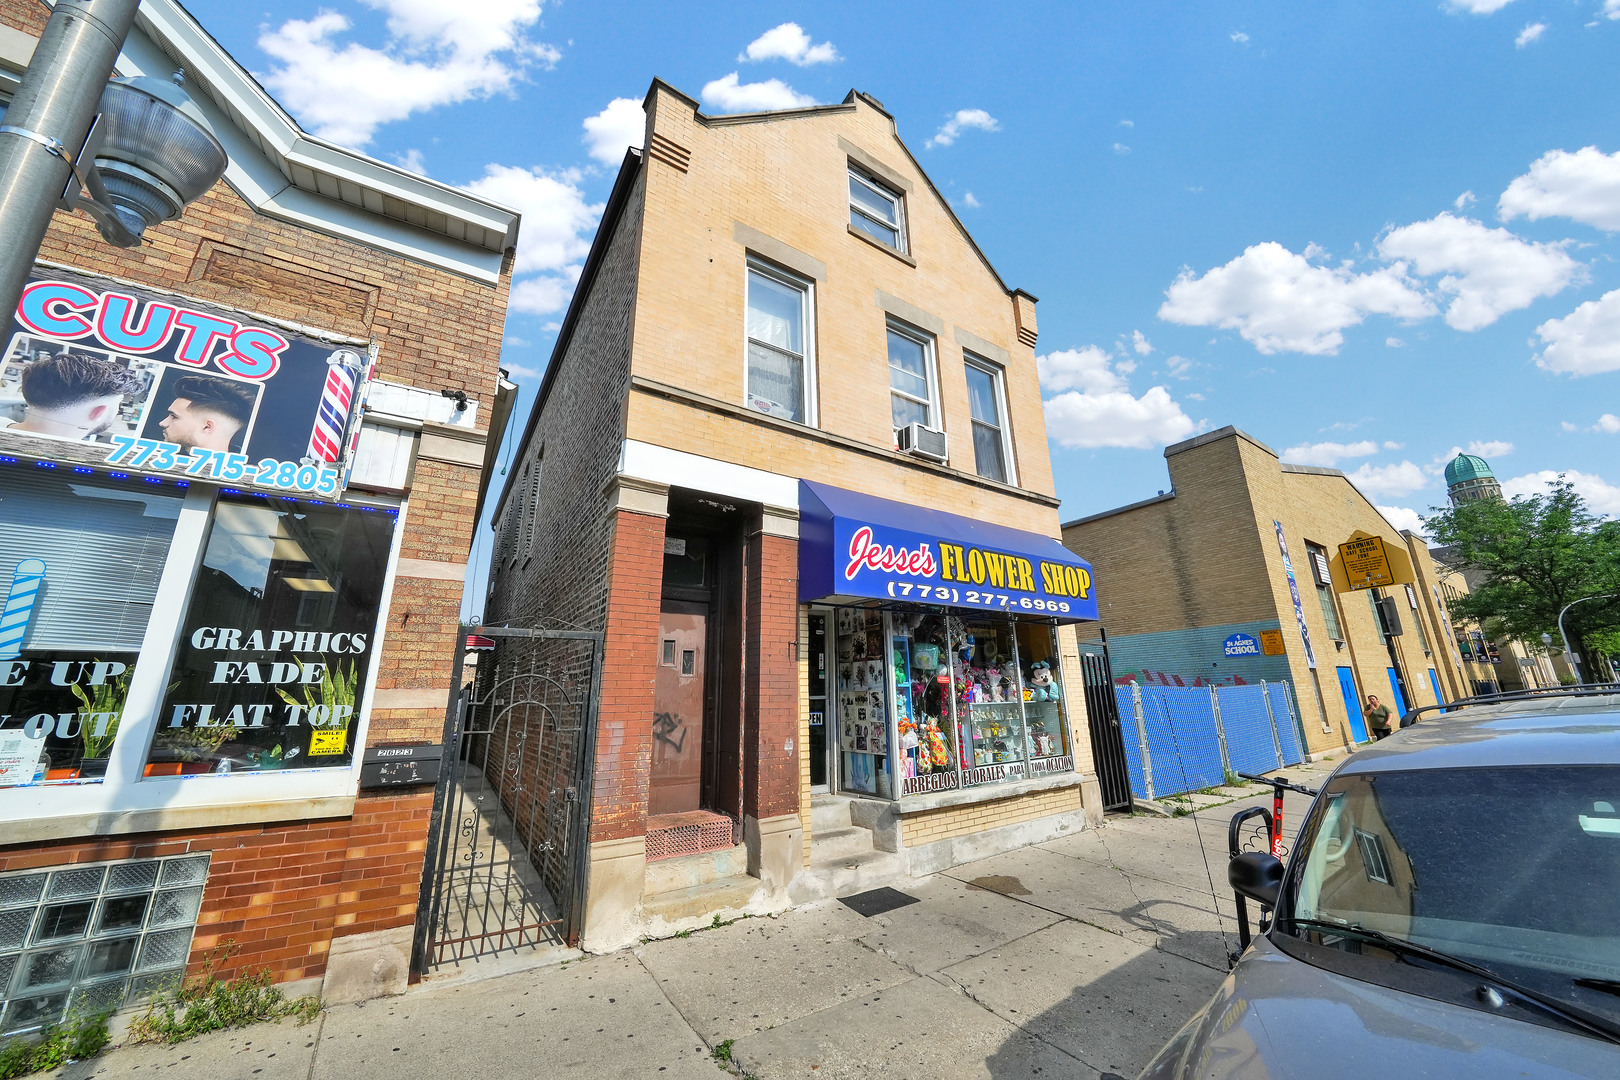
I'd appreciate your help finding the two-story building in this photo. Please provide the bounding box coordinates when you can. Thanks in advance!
[486,81,1109,951]
[0,0,517,1029]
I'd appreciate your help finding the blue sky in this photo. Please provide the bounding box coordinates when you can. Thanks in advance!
[190,1,1620,615]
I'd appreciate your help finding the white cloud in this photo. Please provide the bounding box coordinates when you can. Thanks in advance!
[740,23,838,66]
[1119,119,1135,128]
[1376,213,1584,331]
[1165,355,1195,379]
[502,362,542,380]
[927,109,1000,149]
[1503,470,1620,515]
[1348,461,1429,499]
[960,191,981,208]
[1607,0,1620,21]
[1499,147,1620,231]
[1455,190,1476,209]
[700,73,816,113]
[1515,22,1546,47]
[1131,330,1153,355]
[1281,440,1379,467]
[1444,0,1517,13]
[1378,505,1427,536]
[1535,288,1620,375]
[582,97,644,165]
[394,148,427,174]
[1230,31,1250,43]
[1036,346,1124,395]
[503,335,529,348]
[1036,346,1199,449]
[1466,439,1515,457]
[1112,142,1131,155]
[464,164,599,274]
[1596,414,1620,433]
[1158,241,1434,355]
[258,1,551,147]
[1386,336,1405,347]
[508,275,575,316]
[1384,441,1404,450]
[1562,421,1579,432]
[1044,387,1199,450]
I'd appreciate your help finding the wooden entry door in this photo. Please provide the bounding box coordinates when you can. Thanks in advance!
[651,603,707,815]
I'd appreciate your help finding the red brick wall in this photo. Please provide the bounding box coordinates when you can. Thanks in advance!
[589,509,667,841]
[0,791,430,985]
[744,533,800,820]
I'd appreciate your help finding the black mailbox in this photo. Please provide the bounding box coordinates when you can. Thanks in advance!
[359,744,443,789]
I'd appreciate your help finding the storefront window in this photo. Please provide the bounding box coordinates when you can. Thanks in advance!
[834,607,890,797]
[0,467,183,787]
[954,616,1027,786]
[1014,620,1072,774]
[894,613,959,795]
[143,491,395,777]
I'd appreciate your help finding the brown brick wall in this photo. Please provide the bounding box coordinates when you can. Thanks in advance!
[0,791,430,985]
[743,532,800,820]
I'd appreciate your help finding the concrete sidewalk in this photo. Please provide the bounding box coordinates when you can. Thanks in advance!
[48,757,1344,1080]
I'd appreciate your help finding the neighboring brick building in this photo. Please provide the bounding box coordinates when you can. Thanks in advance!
[1062,427,1470,755]
[487,80,1108,951]
[0,0,517,1031]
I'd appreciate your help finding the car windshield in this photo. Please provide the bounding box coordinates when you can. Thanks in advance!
[1287,765,1620,1017]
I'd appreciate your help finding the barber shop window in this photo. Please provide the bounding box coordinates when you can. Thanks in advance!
[745,262,814,425]
[0,467,183,787]
[145,491,396,778]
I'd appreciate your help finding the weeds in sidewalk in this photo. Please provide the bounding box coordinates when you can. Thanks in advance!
[127,942,321,1045]
[0,1014,111,1078]
[647,912,750,945]
[712,1038,734,1063]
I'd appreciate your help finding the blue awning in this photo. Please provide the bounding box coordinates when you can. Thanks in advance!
[798,480,1099,622]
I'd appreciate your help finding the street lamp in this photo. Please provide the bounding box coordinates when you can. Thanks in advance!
[0,0,228,323]
[1557,594,1616,686]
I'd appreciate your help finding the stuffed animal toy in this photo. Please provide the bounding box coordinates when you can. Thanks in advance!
[985,666,1004,702]
[925,720,949,768]
[1027,661,1059,702]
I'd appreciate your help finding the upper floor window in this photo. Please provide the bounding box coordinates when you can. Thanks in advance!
[849,168,906,252]
[887,324,937,433]
[745,263,814,425]
[964,358,1013,484]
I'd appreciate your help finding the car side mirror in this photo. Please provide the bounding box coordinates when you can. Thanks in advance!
[1229,851,1283,908]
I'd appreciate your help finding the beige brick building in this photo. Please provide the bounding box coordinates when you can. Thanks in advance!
[487,80,1114,951]
[1062,427,1475,757]
[0,0,517,1027]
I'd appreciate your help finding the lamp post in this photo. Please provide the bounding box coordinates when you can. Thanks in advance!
[1557,594,1616,686]
[0,0,226,323]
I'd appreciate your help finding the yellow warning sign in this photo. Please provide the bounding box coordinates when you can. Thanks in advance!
[1259,630,1286,656]
[309,728,348,756]
[1339,535,1394,591]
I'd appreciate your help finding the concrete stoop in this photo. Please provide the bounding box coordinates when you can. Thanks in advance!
[788,795,909,904]
[639,873,785,939]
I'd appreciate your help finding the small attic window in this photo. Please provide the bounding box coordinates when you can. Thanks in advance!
[848,166,906,253]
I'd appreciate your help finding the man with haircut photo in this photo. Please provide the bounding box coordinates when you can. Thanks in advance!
[0,351,144,441]
[158,374,256,454]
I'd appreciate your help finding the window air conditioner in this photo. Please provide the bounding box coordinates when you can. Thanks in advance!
[897,422,948,463]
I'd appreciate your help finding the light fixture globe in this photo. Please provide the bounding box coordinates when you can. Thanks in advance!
[91,74,227,238]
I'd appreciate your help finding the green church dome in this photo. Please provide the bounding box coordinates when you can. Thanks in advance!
[1444,453,1495,487]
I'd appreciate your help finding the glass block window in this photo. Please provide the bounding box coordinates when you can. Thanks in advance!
[0,854,207,1036]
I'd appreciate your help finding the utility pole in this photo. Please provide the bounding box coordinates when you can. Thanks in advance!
[0,0,139,323]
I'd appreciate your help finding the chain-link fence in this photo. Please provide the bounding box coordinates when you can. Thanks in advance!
[1113,680,1308,801]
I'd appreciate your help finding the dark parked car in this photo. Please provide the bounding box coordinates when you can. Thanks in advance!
[1138,688,1620,1080]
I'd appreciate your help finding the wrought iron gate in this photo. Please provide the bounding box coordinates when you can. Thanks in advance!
[411,625,602,976]
[1078,639,1134,812]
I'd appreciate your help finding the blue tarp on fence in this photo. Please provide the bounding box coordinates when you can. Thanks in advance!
[1112,681,1308,800]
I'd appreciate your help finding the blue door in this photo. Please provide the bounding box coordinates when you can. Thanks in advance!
[1386,668,1409,718]
[1428,668,1445,714]
[1337,666,1368,742]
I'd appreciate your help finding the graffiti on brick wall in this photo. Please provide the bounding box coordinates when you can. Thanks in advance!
[1106,620,1296,689]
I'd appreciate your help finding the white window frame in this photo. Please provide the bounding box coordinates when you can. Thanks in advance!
[0,483,406,839]
[887,320,940,437]
[743,259,818,427]
[963,354,1017,486]
[848,166,908,253]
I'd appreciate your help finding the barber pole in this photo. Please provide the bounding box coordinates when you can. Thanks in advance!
[0,558,46,661]
[302,349,362,465]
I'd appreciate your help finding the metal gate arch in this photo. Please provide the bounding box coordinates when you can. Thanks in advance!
[410,624,603,976]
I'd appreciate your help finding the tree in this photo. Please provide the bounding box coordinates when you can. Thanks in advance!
[1425,476,1620,676]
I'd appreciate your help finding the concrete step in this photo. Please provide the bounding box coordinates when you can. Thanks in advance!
[787,848,907,905]
[640,874,764,934]
[808,825,873,862]
[810,794,852,832]
[643,843,748,897]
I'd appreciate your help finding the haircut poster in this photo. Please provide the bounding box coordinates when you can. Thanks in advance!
[0,267,369,495]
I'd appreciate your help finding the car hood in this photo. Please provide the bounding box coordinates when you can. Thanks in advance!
[1140,936,1620,1080]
